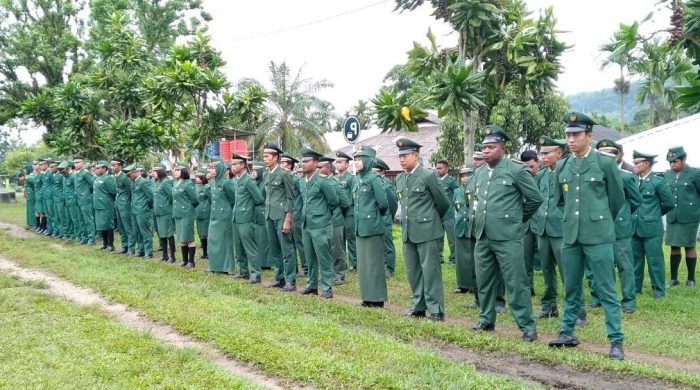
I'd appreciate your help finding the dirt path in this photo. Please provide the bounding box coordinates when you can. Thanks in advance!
[0,255,311,390]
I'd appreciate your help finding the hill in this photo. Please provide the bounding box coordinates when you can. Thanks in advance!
[567,80,647,123]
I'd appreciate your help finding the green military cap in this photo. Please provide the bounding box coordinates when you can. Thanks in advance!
[195,167,207,176]
[231,153,249,164]
[48,159,58,166]
[354,144,377,158]
[539,135,567,152]
[23,163,34,174]
[474,143,483,152]
[173,162,189,169]
[208,157,222,168]
[110,157,126,165]
[482,125,510,144]
[396,137,421,155]
[83,162,93,169]
[123,163,136,173]
[37,157,48,163]
[459,165,475,175]
[666,146,686,162]
[135,163,145,171]
[595,139,623,154]
[300,147,323,161]
[374,158,390,171]
[263,142,283,155]
[94,160,109,168]
[280,153,298,164]
[563,111,596,133]
[72,155,85,163]
[632,150,657,163]
[335,150,352,161]
[57,160,70,169]
[153,162,167,171]
[318,156,335,167]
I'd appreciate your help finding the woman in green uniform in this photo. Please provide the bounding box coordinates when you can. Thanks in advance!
[172,163,199,268]
[152,164,175,263]
[206,159,236,273]
[251,161,270,272]
[195,168,211,259]
[352,146,389,307]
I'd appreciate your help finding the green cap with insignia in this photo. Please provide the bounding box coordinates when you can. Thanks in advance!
[354,144,377,158]
[94,160,109,168]
[481,125,510,144]
[318,156,335,167]
[72,155,85,163]
[173,162,188,169]
[300,147,323,161]
[135,163,145,171]
[395,137,421,155]
[335,150,352,161]
[595,139,623,154]
[263,142,283,155]
[280,153,298,165]
[231,153,249,164]
[110,157,126,165]
[632,150,657,163]
[563,111,596,133]
[48,159,58,166]
[459,165,475,175]
[666,146,686,162]
[539,136,567,153]
[153,162,167,171]
[57,160,71,170]
[373,158,390,171]
[123,163,135,173]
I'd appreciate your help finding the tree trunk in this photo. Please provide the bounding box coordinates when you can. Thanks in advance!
[619,65,625,136]
[459,31,480,165]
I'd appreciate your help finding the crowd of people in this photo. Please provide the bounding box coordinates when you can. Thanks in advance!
[19,111,698,362]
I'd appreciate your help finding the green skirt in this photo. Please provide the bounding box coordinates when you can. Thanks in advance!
[208,219,233,273]
[665,221,700,248]
[357,234,387,302]
[155,215,174,238]
[196,218,210,237]
[94,208,115,231]
[175,215,195,243]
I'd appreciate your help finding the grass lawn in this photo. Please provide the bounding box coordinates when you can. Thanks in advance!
[1,198,699,388]
[0,272,260,389]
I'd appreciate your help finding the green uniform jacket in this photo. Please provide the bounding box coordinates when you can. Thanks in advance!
[196,184,211,221]
[153,179,173,217]
[532,168,564,238]
[210,178,236,221]
[633,173,674,238]
[34,171,44,203]
[554,150,625,245]
[300,172,339,230]
[114,172,132,210]
[352,172,388,237]
[291,175,304,223]
[383,177,398,225]
[396,165,450,243]
[616,170,642,239]
[330,177,349,227]
[254,178,266,225]
[472,158,543,241]
[664,165,700,224]
[172,180,199,218]
[64,173,76,205]
[25,173,36,200]
[74,169,95,207]
[42,170,55,200]
[93,174,116,210]
[440,174,459,221]
[131,176,153,213]
[338,172,355,217]
[465,176,477,238]
[52,172,64,203]
[454,184,469,238]
[264,165,294,221]
[233,173,264,224]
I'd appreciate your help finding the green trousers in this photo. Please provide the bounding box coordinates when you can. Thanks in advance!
[523,230,537,291]
[590,238,637,310]
[331,225,346,280]
[116,206,134,251]
[62,204,72,237]
[403,239,444,315]
[255,222,271,268]
[560,242,623,343]
[455,235,476,291]
[132,210,153,256]
[234,222,259,277]
[475,237,535,332]
[267,218,296,285]
[292,220,305,272]
[384,224,396,274]
[303,226,334,292]
[26,196,35,227]
[54,201,66,235]
[631,234,665,297]
[344,213,357,268]
[537,234,563,310]
[69,204,83,240]
[44,198,55,234]
[79,204,95,243]
[439,218,456,264]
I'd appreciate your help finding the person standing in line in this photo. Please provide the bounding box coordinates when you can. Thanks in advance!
[64,161,81,241]
[111,158,134,255]
[73,156,96,245]
[127,164,154,258]
[93,161,117,251]
[372,159,398,278]
[42,160,57,237]
[194,168,211,260]
[281,154,306,276]
[231,153,264,281]
[172,162,199,268]
[436,159,459,265]
[250,161,271,274]
[57,161,74,240]
[319,156,349,285]
[520,150,541,296]
[33,159,47,233]
[206,158,236,274]
[52,160,66,239]
[153,163,176,263]
[24,162,37,230]
[453,166,476,296]
[336,151,358,272]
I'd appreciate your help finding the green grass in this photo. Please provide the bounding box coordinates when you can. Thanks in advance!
[2,199,699,387]
[0,273,260,389]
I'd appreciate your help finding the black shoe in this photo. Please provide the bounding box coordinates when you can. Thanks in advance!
[609,341,624,360]
[470,322,495,332]
[452,287,470,294]
[687,280,696,287]
[428,313,445,322]
[587,302,601,309]
[668,279,680,287]
[536,307,559,319]
[321,289,333,299]
[531,288,536,297]
[282,284,297,292]
[495,302,506,314]
[404,309,426,318]
[266,280,284,288]
[575,314,587,327]
[622,306,635,314]
[360,301,384,308]
[548,332,580,347]
[522,330,538,342]
[300,288,318,295]
[119,247,128,254]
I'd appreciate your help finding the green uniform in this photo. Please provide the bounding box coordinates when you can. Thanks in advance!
[153,178,174,238]
[93,174,116,231]
[74,168,95,244]
[396,165,450,315]
[330,176,350,282]
[196,183,211,237]
[338,171,358,268]
[300,171,339,292]
[253,170,271,269]
[554,149,625,343]
[454,182,475,291]
[131,175,154,256]
[291,175,306,273]
[632,173,674,297]
[173,179,199,243]
[208,163,236,273]
[232,172,264,278]
[664,165,700,247]
[353,168,389,302]
[42,169,56,234]
[34,170,45,214]
[264,165,296,285]
[439,174,459,264]
[64,172,79,240]
[383,177,398,274]
[473,158,542,331]
[25,171,36,228]
[53,171,68,237]
[114,171,134,251]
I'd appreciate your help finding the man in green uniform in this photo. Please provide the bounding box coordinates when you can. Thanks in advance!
[62,161,79,241]
[127,164,154,258]
[436,159,459,265]
[93,161,117,251]
[281,154,306,275]
[73,156,96,245]
[231,153,265,282]
[470,126,541,341]
[319,156,350,285]
[520,150,541,294]
[51,160,66,238]
[112,158,134,255]
[42,160,57,236]
[55,161,72,239]
[548,112,626,360]
[299,148,339,298]
[33,159,47,233]
[251,161,271,272]
[336,151,357,272]
[395,138,450,321]
[664,146,699,287]
[23,162,37,229]
[263,143,296,290]
[453,166,476,295]
[373,159,398,278]
[631,150,675,298]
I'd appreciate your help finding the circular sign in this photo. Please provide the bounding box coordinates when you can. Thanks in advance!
[342,116,361,144]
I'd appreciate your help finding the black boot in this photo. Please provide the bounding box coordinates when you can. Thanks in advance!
[106,230,115,251]
[160,238,168,261]
[200,237,208,259]
[99,231,108,250]
[180,246,188,267]
[168,237,176,264]
[186,246,196,268]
